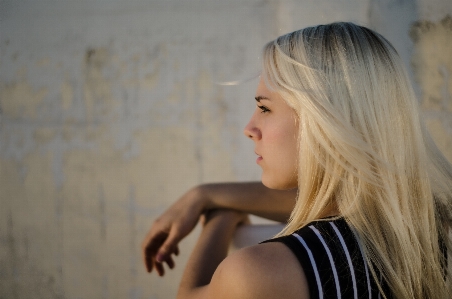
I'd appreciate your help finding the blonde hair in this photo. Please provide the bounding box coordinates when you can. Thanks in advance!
[263,22,452,299]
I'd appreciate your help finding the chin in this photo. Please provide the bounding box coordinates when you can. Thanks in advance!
[261,176,297,190]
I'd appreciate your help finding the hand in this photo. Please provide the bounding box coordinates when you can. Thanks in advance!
[142,186,207,276]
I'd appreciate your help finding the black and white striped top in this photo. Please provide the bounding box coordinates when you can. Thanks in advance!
[263,218,392,299]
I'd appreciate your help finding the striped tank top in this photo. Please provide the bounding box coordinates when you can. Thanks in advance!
[263,218,392,299]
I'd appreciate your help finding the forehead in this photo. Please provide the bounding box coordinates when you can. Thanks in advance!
[255,76,300,115]
[255,76,278,98]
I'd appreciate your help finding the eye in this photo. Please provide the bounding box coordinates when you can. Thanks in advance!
[257,105,270,113]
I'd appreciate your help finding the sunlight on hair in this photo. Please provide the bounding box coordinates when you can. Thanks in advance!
[263,22,452,299]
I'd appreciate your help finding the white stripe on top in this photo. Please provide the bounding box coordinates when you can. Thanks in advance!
[292,233,324,299]
[330,222,358,299]
[352,228,372,299]
[378,272,383,299]
[309,225,341,299]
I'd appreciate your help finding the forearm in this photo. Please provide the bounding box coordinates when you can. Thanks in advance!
[177,211,242,298]
[200,182,296,222]
[142,181,296,276]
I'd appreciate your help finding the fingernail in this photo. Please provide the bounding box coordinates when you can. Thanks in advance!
[156,254,164,263]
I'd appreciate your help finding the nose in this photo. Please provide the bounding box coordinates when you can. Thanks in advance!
[243,115,261,140]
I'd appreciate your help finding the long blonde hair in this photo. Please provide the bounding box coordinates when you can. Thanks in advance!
[263,22,452,299]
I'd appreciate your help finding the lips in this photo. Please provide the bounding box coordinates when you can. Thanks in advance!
[255,151,263,163]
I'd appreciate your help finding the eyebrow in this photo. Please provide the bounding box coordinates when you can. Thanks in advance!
[255,96,270,102]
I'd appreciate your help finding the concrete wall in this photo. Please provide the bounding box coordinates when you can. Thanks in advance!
[0,0,451,298]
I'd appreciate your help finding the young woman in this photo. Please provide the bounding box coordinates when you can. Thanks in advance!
[142,22,452,299]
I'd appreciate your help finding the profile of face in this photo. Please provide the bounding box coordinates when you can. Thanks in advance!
[244,76,299,190]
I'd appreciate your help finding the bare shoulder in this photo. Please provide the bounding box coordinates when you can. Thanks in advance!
[208,242,310,299]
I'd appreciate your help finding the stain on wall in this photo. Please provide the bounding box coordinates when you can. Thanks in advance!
[84,48,118,123]
[411,15,452,162]
[0,81,49,120]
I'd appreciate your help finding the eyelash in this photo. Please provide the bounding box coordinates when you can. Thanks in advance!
[257,105,270,113]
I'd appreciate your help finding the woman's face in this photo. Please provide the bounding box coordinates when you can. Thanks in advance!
[244,76,299,190]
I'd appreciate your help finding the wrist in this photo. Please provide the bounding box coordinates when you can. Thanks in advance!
[195,184,215,212]
[182,185,210,216]
[203,209,246,228]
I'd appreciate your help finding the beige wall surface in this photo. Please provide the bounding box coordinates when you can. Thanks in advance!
[1,0,451,298]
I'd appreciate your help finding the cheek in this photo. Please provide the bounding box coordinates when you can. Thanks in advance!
[262,123,299,189]
[279,136,299,183]
[264,118,298,157]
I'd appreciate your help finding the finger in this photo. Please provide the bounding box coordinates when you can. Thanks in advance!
[142,232,154,272]
[174,246,180,256]
[166,256,175,269]
[156,227,181,262]
[155,260,165,276]
[145,253,153,273]
[142,231,167,272]
[142,240,153,273]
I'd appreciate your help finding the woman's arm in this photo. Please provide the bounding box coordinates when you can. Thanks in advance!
[176,209,309,299]
[142,181,296,276]
[176,209,247,298]
[201,182,296,222]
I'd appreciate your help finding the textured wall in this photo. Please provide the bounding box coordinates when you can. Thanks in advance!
[0,0,451,298]
[411,15,452,162]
